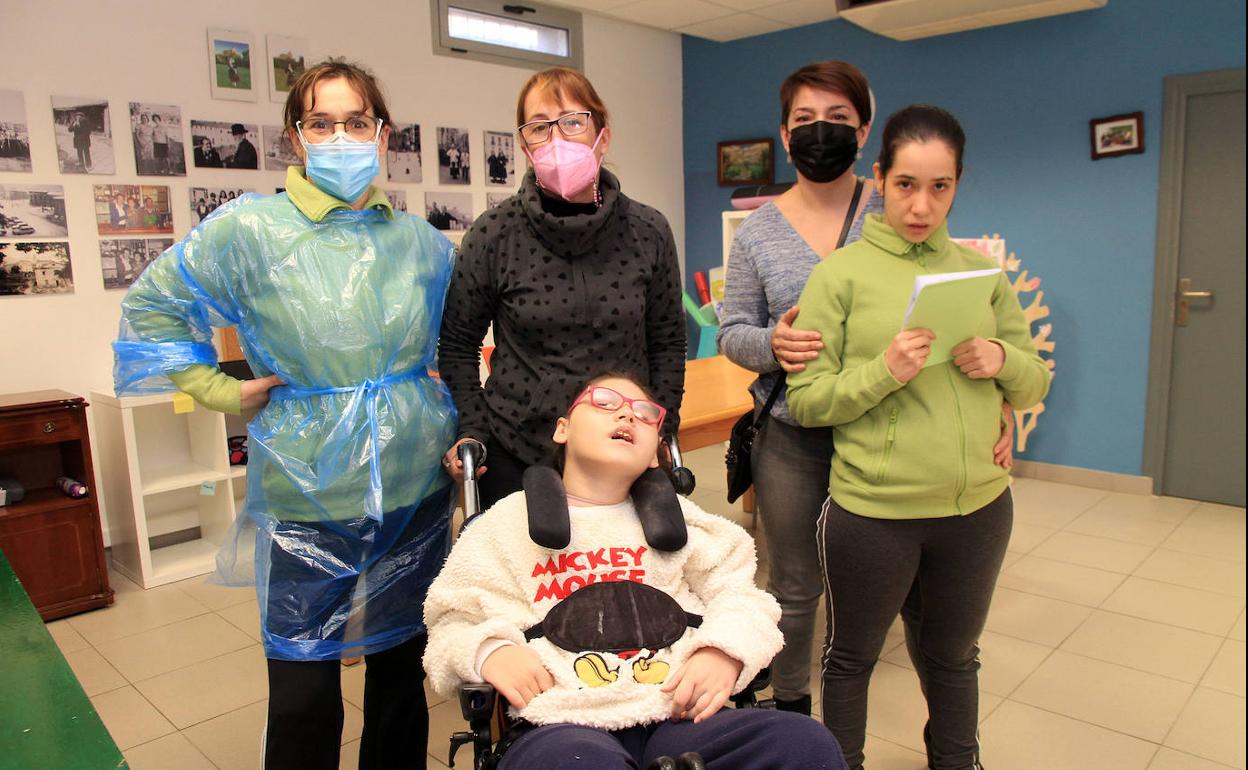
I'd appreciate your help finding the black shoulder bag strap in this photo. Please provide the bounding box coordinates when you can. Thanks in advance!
[755,177,865,425]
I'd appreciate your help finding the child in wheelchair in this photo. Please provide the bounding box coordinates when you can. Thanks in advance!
[425,372,846,769]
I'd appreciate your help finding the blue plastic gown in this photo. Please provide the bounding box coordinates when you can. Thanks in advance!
[114,192,458,660]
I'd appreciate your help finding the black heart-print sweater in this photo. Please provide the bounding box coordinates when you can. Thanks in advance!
[438,169,686,467]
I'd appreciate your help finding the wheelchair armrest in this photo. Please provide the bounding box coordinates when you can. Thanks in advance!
[449,683,499,768]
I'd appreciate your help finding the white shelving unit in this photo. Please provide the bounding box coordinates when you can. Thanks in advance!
[722,209,751,273]
[92,390,246,588]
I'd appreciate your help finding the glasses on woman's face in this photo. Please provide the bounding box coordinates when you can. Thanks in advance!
[568,386,666,428]
[517,111,592,146]
[297,115,382,143]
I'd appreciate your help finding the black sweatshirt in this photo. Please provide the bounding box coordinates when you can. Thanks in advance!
[438,169,686,467]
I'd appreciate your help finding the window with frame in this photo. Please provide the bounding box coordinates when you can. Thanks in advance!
[431,0,584,71]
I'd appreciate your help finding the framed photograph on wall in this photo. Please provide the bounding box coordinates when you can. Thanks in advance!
[484,130,515,186]
[424,191,473,231]
[99,237,171,290]
[437,127,470,185]
[262,125,300,171]
[1090,112,1144,160]
[93,184,173,236]
[0,242,73,297]
[191,120,260,169]
[0,184,68,237]
[190,187,253,226]
[386,122,422,182]
[717,138,773,186]
[129,103,186,176]
[208,28,258,102]
[267,34,309,103]
[51,96,115,174]
[0,90,32,172]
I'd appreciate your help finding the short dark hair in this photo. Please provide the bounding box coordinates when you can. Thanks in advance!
[283,59,391,133]
[779,60,872,126]
[877,104,966,179]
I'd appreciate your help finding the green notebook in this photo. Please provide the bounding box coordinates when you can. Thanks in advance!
[901,268,1002,368]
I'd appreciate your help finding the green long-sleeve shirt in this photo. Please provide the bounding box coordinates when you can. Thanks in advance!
[786,214,1050,519]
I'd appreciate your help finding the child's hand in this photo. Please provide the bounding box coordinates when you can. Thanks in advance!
[481,645,554,709]
[661,647,743,724]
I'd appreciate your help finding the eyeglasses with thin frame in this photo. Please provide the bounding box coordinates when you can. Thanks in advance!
[568,386,666,428]
[517,111,592,146]
[296,115,383,144]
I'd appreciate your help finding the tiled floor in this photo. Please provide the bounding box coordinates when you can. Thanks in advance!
[51,445,1246,769]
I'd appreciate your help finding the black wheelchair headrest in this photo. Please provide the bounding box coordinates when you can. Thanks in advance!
[522,465,688,552]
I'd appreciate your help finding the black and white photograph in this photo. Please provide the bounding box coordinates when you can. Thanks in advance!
[437,127,470,185]
[0,242,73,297]
[191,120,260,169]
[129,102,186,176]
[0,90,32,172]
[383,189,408,213]
[208,28,258,102]
[267,33,308,103]
[262,125,300,171]
[484,130,515,186]
[424,191,473,231]
[93,184,173,235]
[0,185,68,237]
[191,187,253,226]
[51,96,115,174]
[486,192,511,209]
[99,237,170,289]
[386,122,421,183]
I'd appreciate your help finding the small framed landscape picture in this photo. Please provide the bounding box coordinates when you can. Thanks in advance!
[208,28,258,102]
[267,34,309,103]
[717,138,773,186]
[1090,112,1144,160]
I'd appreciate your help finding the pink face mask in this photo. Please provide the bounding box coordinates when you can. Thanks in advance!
[529,130,604,202]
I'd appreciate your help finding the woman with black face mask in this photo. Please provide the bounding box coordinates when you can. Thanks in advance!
[718,62,1015,719]
[717,60,882,717]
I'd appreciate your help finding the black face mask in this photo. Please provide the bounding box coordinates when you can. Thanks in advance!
[788,121,859,183]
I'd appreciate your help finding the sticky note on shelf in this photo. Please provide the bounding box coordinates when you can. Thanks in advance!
[200,480,217,496]
[172,392,195,413]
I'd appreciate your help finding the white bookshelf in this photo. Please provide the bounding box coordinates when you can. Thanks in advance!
[92,390,246,588]
[722,209,751,273]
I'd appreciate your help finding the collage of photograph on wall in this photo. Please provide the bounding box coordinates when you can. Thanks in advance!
[0,28,522,301]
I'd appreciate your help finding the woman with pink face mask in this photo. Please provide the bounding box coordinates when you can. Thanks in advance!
[439,67,686,512]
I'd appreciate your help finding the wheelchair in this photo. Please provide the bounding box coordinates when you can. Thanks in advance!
[448,436,758,769]
[447,668,776,769]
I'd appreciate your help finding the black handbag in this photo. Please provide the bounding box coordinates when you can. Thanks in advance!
[725,378,784,504]
[724,178,864,505]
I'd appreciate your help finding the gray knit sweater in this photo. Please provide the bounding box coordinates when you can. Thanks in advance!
[716,190,883,425]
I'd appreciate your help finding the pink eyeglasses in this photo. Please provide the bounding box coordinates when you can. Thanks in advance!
[567,385,667,428]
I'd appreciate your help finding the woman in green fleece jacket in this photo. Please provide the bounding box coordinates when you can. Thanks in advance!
[786,105,1049,770]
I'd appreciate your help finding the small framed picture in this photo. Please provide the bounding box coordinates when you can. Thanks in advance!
[208,28,258,102]
[267,34,309,104]
[1090,112,1144,160]
[717,138,773,186]
[0,90,32,172]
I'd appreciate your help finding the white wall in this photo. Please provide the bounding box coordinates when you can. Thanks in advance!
[0,0,684,539]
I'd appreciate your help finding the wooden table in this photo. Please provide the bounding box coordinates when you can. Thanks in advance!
[677,356,758,512]
[677,355,756,451]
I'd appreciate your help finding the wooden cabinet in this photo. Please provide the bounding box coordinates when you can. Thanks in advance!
[0,390,114,620]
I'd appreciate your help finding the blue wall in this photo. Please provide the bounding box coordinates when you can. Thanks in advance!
[681,0,1245,476]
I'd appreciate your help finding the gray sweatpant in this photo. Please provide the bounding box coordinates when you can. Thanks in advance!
[819,490,1013,770]
[750,413,835,700]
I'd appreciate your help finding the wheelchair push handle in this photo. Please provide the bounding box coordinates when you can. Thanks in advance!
[666,435,696,496]
[458,439,488,526]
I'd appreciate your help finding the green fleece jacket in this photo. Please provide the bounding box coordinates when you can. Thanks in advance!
[786,214,1050,519]
[168,167,393,414]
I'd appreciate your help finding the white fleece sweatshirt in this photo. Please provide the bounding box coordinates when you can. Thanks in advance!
[423,492,783,730]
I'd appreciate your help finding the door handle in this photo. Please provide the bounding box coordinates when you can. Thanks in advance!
[1176,277,1214,326]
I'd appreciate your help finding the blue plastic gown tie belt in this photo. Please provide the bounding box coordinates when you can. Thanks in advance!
[272,367,430,521]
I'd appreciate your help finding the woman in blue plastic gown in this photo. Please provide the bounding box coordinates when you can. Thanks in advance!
[113,61,456,770]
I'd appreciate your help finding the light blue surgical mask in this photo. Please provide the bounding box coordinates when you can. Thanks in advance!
[297,122,382,203]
